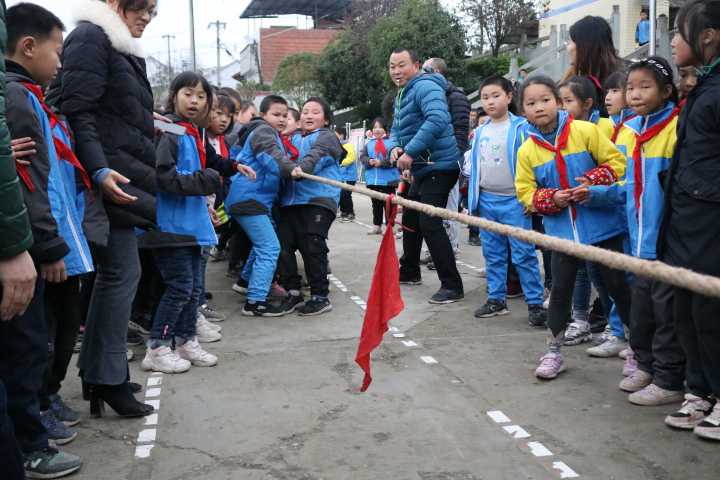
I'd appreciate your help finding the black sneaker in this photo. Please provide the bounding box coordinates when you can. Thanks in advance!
[474,299,509,317]
[298,297,333,316]
[467,233,482,246]
[588,297,607,333]
[23,444,83,478]
[242,300,286,317]
[427,262,436,270]
[399,275,422,285]
[40,410,77,445]
[128,312,152,334]
[127,329,144,346]
[226,262,243,278]
[528,305,547,326]
[279,294,306,313]
[429,288,465,304]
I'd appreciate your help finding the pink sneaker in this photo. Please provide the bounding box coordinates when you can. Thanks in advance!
[665,394,714,429]
[268,282,287,300]
[628,384,685,406]
[694,402,720,440]
[535,353,567,379]
[619,370,653,392]
[622,347,637,376]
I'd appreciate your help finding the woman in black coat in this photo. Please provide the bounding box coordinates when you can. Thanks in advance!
[48,0,159,417]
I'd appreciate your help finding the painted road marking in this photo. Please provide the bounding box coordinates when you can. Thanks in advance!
[392,333,406,338]
[135,373,162,460]
[137,429,156,442]
[420,356,438,364]
[147,377,162,386]
[144,413,158,426]
[145,399,160,410]
[552,462,580,478]
[134,445,154,458]
[503,425,531,438]
[402,340,418,347]
[487,411,511,423]
[145,388,161,398]
[527,442,553,457]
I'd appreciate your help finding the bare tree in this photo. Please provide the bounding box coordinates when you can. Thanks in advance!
[463,0,538,57]
[346,0,404,48]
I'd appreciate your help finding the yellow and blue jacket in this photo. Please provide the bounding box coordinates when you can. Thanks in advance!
[589,109,615,139]
[515,110,627,244]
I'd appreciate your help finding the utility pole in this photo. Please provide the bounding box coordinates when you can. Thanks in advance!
[649,0,657,56]
[189,0,196,71]
[209,21,227,87]
[162,34,175,78]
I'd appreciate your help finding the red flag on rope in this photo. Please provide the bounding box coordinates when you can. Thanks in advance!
[355,194,405,392]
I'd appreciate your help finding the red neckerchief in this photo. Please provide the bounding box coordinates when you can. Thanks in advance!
[281,134,299,162]
[679,98,686,109]
[632,107,680,219]
[178,122,206,168]
[301,128,320,137]
[611,114,637,143]
[216,134,229,159]
[531,115,577,219]
[374,134,390,158]
[20,82,92,194]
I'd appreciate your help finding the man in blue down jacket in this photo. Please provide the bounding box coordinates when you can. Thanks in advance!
[389,46,464,304]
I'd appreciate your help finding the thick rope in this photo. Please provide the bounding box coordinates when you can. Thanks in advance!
[297,172,720,299]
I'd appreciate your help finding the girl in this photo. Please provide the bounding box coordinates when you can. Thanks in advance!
[276,97,345,316]
[559,76,614,138]
[659,0,720,440]
[139,72,252,373]
[604,72,635,143]
[678,66,698,102]
[561,15,629,85]
[465,76,546,326]
[604,57,686,407]
[360,117,398,234]
[514,76,632,379]
[335,126,358,222]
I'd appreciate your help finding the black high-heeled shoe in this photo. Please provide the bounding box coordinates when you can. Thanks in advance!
[89,382,154,418]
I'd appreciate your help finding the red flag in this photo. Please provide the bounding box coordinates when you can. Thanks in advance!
[355,194,404,392]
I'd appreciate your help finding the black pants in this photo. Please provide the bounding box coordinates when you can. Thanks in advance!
[132,249,164,319]
[0,278,48,453]
[39,277,83,410]
[399,171,463,291]
[339,181,355,215]
[229,228,253,267]
[673,288,720,400]
[547,235,631,337]
[367,185,396,226]
[0,378,25,479]
[629,275,685,390]
[277,205,334,297]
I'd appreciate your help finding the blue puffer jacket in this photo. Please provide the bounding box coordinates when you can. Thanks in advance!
[360,137,400,186]
[389,69,460,179]
[339,141,358,182]
[279,128,345,213]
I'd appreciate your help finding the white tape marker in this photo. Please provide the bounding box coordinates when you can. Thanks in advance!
[145,399,160,410]
[147,377,162,386]
[151,372,162,376]
[137,429,156,442]
[552,462,580,478]
[388,326,399,332]
[361,305,367,310]
[145,388,161,398]
[392,333,406,338]
[134,445,154,458]
[487,411,511,423]
[144,413,158,426]
[503,425,531,438]
[420,356,438,364]
[527,442,553,457]
[402,340,418,347]
[350,296,361,300]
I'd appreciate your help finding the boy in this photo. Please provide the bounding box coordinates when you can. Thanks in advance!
[334,126,357,222]
[2,3,84,477]
[636,11,650,47]
[225,95,309,316]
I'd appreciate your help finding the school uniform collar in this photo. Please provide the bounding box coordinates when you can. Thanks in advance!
[526,110,570,146]
[697,57,720,76]
[472,112,520,137]
[589,109,601,124]
[624,102,676,135]
[4,59,36,84]
[610,108,635,127]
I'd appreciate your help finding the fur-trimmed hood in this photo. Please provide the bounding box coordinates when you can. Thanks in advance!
[75,1,144,57]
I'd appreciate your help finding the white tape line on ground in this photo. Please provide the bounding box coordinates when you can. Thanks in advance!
[137,429,156,443]
[552,462,580,478]
[145,399,160,410]
[147,377,162,386]
[527,442,553,457]
[145,388,161,398]
[402,340,418,347]
[420,356,438,364]
[144,413,158,426]
[503,425,531,438]
[487,411,511,423]
[392,333,406,338]
[134,444,154,458]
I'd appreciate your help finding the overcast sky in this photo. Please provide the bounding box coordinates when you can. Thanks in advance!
[8,0,312,69]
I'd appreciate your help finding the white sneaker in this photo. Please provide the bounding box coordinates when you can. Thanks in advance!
[594,324,613,346]
[477,268,487,278]
[196,320,222,343]
[141,345,191,373]
[177,339,218,367]
[585,335,627,357]
[619,348,628,359]
[197,313,221,332]
[232,283,248,295]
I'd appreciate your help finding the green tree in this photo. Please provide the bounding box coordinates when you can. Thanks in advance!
[272,52,322,109]
[369,0,468,90]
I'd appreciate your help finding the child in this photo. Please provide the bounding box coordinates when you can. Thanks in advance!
[283,107,300,136]
[678,66,698,102]
[604,71,636,143]
[359,117,398,234]
[602,57,685,406]
[276,97,345,315]
[465,76,546,326]
[2,3,85,475]
[139,72,252,373]
[559,76,614,138]
[224,95,307,316]
[659,0,720,439]
[335,126,357,222]
[514,76,631,379]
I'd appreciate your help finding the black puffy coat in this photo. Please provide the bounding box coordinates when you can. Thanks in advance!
[47,1,156,230]
[445,81,470,157]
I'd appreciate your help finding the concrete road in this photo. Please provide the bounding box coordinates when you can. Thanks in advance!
[58,193,718,479]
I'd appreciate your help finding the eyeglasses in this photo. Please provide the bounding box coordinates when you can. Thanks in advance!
[132,8,158,18]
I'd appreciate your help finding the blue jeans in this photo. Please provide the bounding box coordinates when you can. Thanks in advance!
[479,192,544,305]
[199,245,211,304]
[232,214,280,302]
[151,247,203,347]
[572,265,591,320]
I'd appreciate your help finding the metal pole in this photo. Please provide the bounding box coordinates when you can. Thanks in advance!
[189,0,196,71]
[209,21,227,87]
[162,34,175,78]
[649,0,657,56]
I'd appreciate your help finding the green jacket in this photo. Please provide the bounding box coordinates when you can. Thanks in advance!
[0,0,33,259]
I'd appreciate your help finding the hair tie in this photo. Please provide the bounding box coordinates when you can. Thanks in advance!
[638,58,670,77]
[586,75,603,91]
